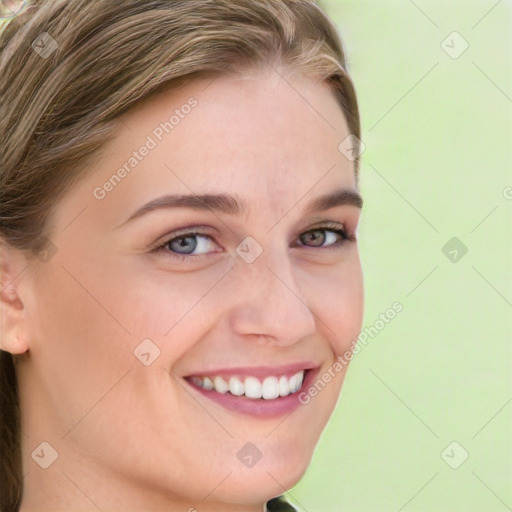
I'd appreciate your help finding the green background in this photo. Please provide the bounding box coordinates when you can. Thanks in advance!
[287,1,512,511]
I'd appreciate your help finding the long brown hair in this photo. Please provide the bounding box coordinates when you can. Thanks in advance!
[0,1,360,509]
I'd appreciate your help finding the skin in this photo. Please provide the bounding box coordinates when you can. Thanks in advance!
[0,67,364,511]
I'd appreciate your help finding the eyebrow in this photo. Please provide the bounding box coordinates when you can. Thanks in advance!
[118,188,363,227]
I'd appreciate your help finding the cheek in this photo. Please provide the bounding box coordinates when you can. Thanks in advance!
[315,258,364,355]
[27,262,132,429]
[121,261,235,340]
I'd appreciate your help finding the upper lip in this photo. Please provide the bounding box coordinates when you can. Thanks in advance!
[184,362,320,379]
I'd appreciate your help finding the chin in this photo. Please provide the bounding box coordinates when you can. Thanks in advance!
[215,442,314,504]
[211,466,308,506]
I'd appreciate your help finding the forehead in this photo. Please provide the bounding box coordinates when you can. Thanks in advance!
[53,70,356,231]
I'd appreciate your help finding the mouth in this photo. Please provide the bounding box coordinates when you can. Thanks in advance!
[183,364,319,418]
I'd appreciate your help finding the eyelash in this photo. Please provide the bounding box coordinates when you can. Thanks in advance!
[153,223,355,263]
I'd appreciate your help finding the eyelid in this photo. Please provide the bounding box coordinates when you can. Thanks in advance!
[304,221,354,238]
[149,225,217,251]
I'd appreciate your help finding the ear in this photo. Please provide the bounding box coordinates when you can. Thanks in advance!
[0,242,30,354]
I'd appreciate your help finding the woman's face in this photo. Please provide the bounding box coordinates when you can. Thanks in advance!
[18,69,363,509]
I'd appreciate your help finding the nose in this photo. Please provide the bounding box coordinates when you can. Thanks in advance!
[227,247,317,347]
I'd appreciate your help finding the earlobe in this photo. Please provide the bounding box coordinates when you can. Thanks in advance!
[0,243,30,355]
[0,329,29,355]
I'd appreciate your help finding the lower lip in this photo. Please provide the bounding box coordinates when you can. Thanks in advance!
[184,369,318,418]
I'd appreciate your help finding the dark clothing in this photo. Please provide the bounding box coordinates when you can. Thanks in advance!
[266,495,298,511]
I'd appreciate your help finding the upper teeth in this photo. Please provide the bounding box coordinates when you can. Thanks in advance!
[189,371,305,399]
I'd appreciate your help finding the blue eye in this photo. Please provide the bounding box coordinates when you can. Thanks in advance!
[165,232,217,257]
[154,224,354,262]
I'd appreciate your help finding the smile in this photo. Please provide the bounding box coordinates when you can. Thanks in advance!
[188,371,305,399]
[184,365,319,418]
